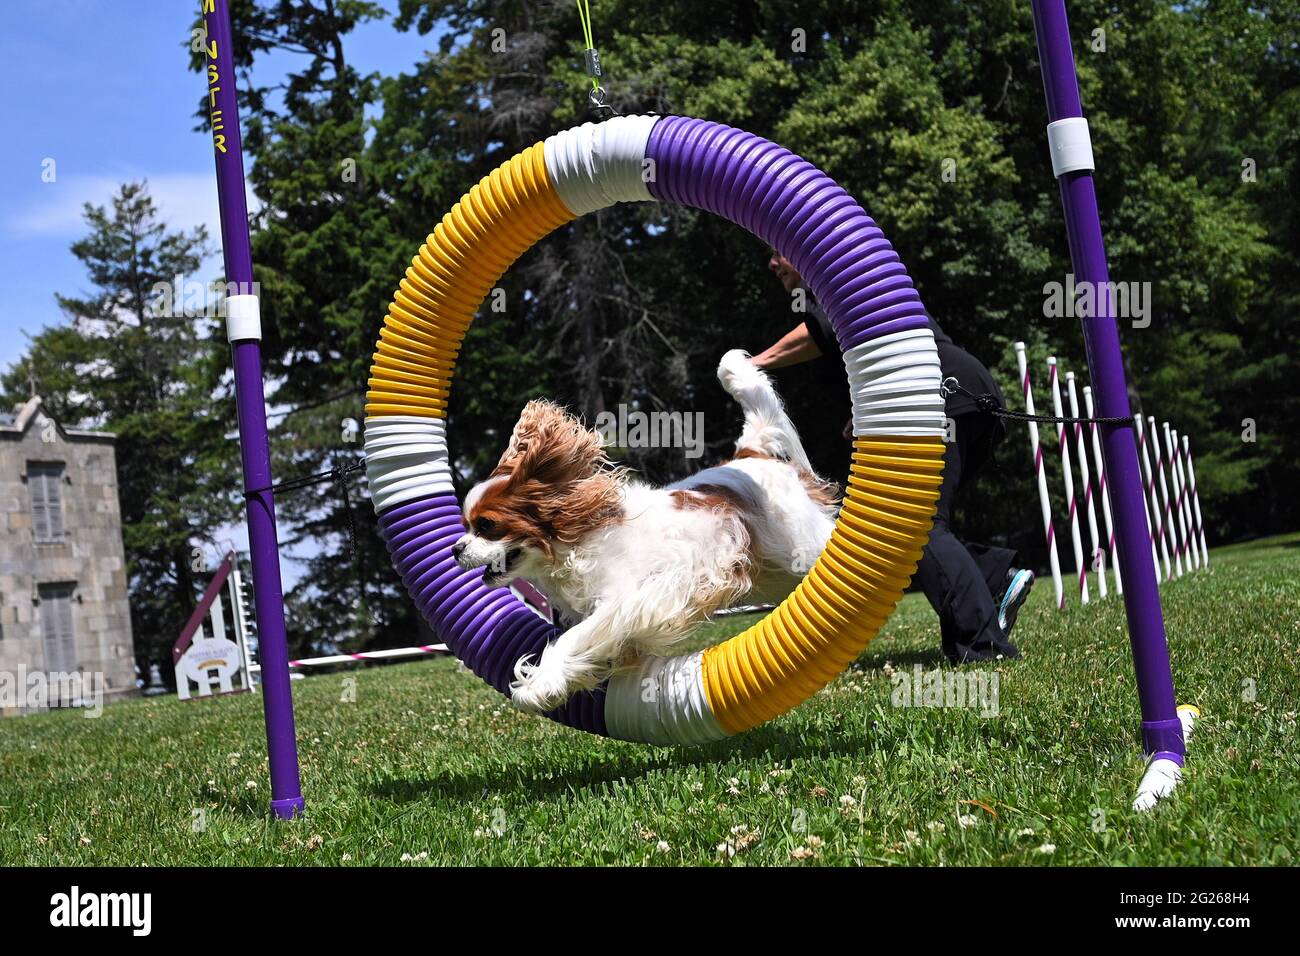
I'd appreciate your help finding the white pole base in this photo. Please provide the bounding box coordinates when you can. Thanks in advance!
[1133,758,1182,811]
[1132,704,1199,812]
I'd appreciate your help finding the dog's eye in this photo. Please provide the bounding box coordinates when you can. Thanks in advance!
[474,517,497,536]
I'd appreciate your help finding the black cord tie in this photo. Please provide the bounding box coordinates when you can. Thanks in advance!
[243,459,372,622]
[941,376,1130,426]
[244,458,366,498]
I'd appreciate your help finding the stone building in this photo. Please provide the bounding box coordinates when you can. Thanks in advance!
[0,396,137,713]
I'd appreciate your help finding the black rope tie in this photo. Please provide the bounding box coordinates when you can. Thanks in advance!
[244,459,373,623]
[245,458,366,499]
[941,377,1130,426]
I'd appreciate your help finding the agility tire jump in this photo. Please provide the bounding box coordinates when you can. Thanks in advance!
[365,115,947,745]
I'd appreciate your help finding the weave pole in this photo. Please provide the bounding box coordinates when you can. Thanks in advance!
[1083,385,1123,593]
[203,0,304,819]
[1048,358,1089,603]
[246,645,450,672]
[1135,414,1173,580]
[1014,342,1065,608]
[1168,425,1199,571]
[1031,0,1187,811]
[1067,372,1107,597]
[1182,434,1210,567]
[1150,415,1185,576]
[1170,429,1196,572]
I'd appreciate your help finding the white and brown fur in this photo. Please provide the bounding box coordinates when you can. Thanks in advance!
[452,349,839,712]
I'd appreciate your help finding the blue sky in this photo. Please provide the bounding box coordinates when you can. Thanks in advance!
[0,1,439,578]
[0,0,437,373]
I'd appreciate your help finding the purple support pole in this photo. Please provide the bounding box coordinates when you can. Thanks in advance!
[203,0,305,818]
[1030,0,1183,763]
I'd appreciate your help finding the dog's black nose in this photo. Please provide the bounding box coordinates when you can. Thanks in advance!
[452,539,466,560]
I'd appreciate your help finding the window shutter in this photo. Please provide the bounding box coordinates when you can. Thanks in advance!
[28,464,65,543]
[45,472,63,540]
[30,471,49,541]
[56,592,77,673]
[39,587,77,674]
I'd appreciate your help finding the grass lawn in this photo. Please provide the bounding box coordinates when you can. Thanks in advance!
[1,533,1297,866]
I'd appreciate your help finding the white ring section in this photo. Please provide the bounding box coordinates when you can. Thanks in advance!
[604,650,728,746]
[844,328,946,437]
[1046,117,1095,177]
[543,115,660,217]
[364,415,455,510]
[225,294,262,342]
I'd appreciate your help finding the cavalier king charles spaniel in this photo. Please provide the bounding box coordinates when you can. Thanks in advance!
[452,350,839,712]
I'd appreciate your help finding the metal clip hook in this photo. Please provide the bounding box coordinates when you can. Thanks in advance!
[588,85,620,116]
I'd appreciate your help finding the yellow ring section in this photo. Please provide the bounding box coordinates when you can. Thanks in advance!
[368,136,945,739]
[365,141,577,418]
[700,437,943,734]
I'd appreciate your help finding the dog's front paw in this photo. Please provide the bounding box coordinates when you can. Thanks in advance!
[509,654,570,714]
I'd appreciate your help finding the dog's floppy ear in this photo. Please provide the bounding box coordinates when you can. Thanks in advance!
[486,399,627,547]
[492,400,604,481]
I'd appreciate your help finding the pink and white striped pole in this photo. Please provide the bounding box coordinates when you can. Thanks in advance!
[1014,342,1065,608]
[1150,416,1185,577]
[1167,425,1199,570]
[286,645,448,668]
[1163,422,1192,570]
[1182,434,1210,567]
[1066,372,1107,597]
[1083,385,1123,593]
[1048,357,1089,604]
[1135,414,1173,581]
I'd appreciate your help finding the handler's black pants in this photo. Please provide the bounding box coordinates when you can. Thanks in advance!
[915,412,1022,664]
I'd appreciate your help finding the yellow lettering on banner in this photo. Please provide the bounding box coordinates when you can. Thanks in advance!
[213,134,227,154]
[208,64,218,84]
[209,86,221,108]
[203,0,215,13]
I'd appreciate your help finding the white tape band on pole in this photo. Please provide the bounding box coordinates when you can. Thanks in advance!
[604,650,728,746]
[225,294,262,342]
[543,115,661,217]
[844,328,946,437]
[364,415,455,511]
[1045,117,1095,178]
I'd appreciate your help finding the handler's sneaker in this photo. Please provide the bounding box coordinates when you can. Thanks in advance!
[998,568,1035,635]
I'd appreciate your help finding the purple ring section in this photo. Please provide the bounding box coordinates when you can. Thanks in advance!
[644,116,930,351]
[374,117,931,738]
[376,494,607,734]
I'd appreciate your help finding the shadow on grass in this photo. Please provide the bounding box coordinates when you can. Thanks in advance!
[367,720,882,806]
[854,646,948,669]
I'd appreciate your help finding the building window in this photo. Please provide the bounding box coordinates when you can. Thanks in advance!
[38,584,78,675]
[27,462,65,543]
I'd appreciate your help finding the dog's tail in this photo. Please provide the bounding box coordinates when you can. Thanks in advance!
[717,349,821,477]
